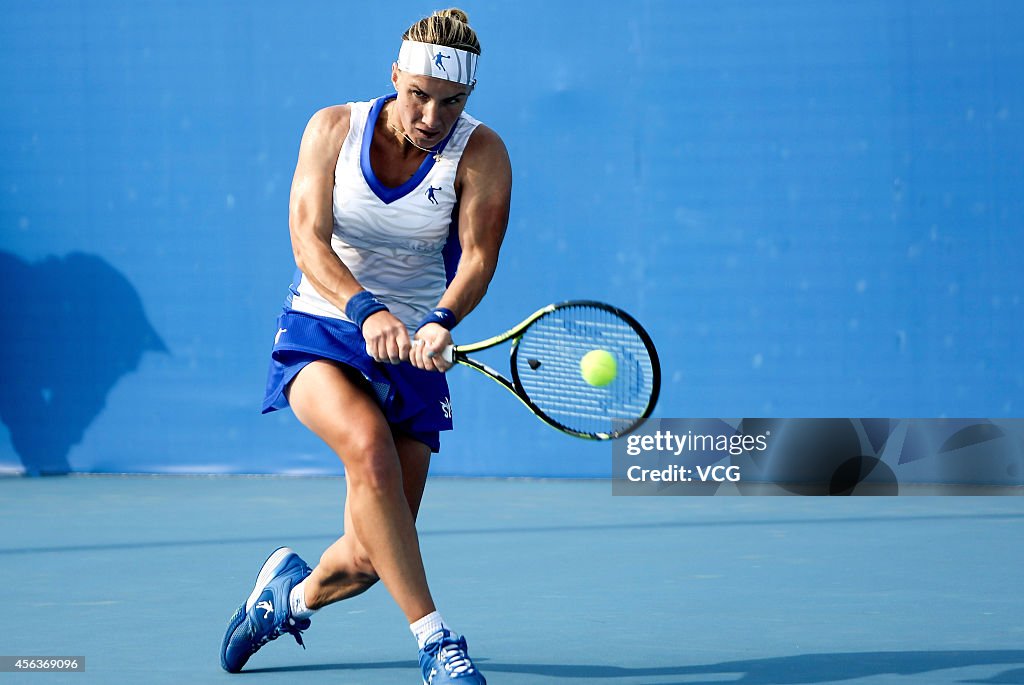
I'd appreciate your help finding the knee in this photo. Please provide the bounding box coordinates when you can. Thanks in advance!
[342,436,402,494]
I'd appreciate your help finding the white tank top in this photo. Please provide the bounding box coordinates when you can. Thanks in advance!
[287,95,482,330]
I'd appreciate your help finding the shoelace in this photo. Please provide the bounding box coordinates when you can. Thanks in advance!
[254,616,308,651]
[279,617,308,649]
[428,635,475,676]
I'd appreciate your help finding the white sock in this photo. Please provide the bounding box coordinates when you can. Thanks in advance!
[410,611,448,649]
[288,579,316,620]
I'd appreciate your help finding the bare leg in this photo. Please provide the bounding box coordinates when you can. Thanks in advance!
[305,434,430,606]
[285,359,435,623]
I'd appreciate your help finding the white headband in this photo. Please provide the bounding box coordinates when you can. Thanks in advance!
[397,40,478,87]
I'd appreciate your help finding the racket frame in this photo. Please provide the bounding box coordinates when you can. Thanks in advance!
[451,300,661,440]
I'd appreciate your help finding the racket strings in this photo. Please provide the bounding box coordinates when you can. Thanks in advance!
[513,304,657,437]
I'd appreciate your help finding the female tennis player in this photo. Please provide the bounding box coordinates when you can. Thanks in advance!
[220,9,509,684]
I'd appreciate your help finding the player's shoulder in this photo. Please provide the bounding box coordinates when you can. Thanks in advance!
[465,122,505,151]
[304,104,352,140]
[456,122,511,195]
[297,104,353,165]
[463,123,510,169]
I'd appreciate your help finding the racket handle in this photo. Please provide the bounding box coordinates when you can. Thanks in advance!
[412,339,455,364]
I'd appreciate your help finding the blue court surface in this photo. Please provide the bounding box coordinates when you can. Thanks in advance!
[1,475,1022,685]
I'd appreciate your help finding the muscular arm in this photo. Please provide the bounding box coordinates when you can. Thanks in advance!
[442,125,512,318]
[412,125,512,370]
[289,106,360,311]
[289,106,411,364]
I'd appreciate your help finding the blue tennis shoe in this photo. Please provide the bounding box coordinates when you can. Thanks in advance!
[220,546,313,673]
[419,629,487,684]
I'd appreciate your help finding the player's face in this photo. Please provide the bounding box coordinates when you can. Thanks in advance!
[391,65,471,148]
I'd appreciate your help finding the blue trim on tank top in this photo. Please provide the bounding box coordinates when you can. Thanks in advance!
[284,266,304,307]
[443,212,461,286]
[360,94,460,205]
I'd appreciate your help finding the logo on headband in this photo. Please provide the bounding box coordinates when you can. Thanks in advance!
[433,52,451,73]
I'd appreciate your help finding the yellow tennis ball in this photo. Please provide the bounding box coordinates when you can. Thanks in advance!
[580,349,617,387]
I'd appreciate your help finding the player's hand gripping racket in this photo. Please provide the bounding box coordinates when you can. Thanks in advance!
[438,300,660,440]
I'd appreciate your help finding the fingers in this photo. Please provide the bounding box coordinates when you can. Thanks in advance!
[385,332,411,365]
[411,339,443,372]
[411,324,453,372]
[362,311,411,364]
[362,315,454,371]
[428,341,453,372]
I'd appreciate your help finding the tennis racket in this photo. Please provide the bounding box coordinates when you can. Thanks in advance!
[440,300,660,440]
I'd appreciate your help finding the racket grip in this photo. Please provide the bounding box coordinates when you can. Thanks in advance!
[412,339,455,364]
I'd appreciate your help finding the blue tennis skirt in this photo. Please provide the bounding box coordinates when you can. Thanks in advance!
[262,309,453,453]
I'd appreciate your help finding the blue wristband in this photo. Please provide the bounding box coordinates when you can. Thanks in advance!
[416,307,458,332]
[345,290,389,330]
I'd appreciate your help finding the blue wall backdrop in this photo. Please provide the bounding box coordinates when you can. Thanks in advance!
[1,1,1021,476]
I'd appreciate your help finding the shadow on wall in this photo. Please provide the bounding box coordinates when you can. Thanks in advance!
[0,251,166,476]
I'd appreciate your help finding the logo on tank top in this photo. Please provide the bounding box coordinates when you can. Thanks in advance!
[425,186,443,205]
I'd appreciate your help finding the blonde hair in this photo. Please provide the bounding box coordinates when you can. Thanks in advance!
[403,8,481,55]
